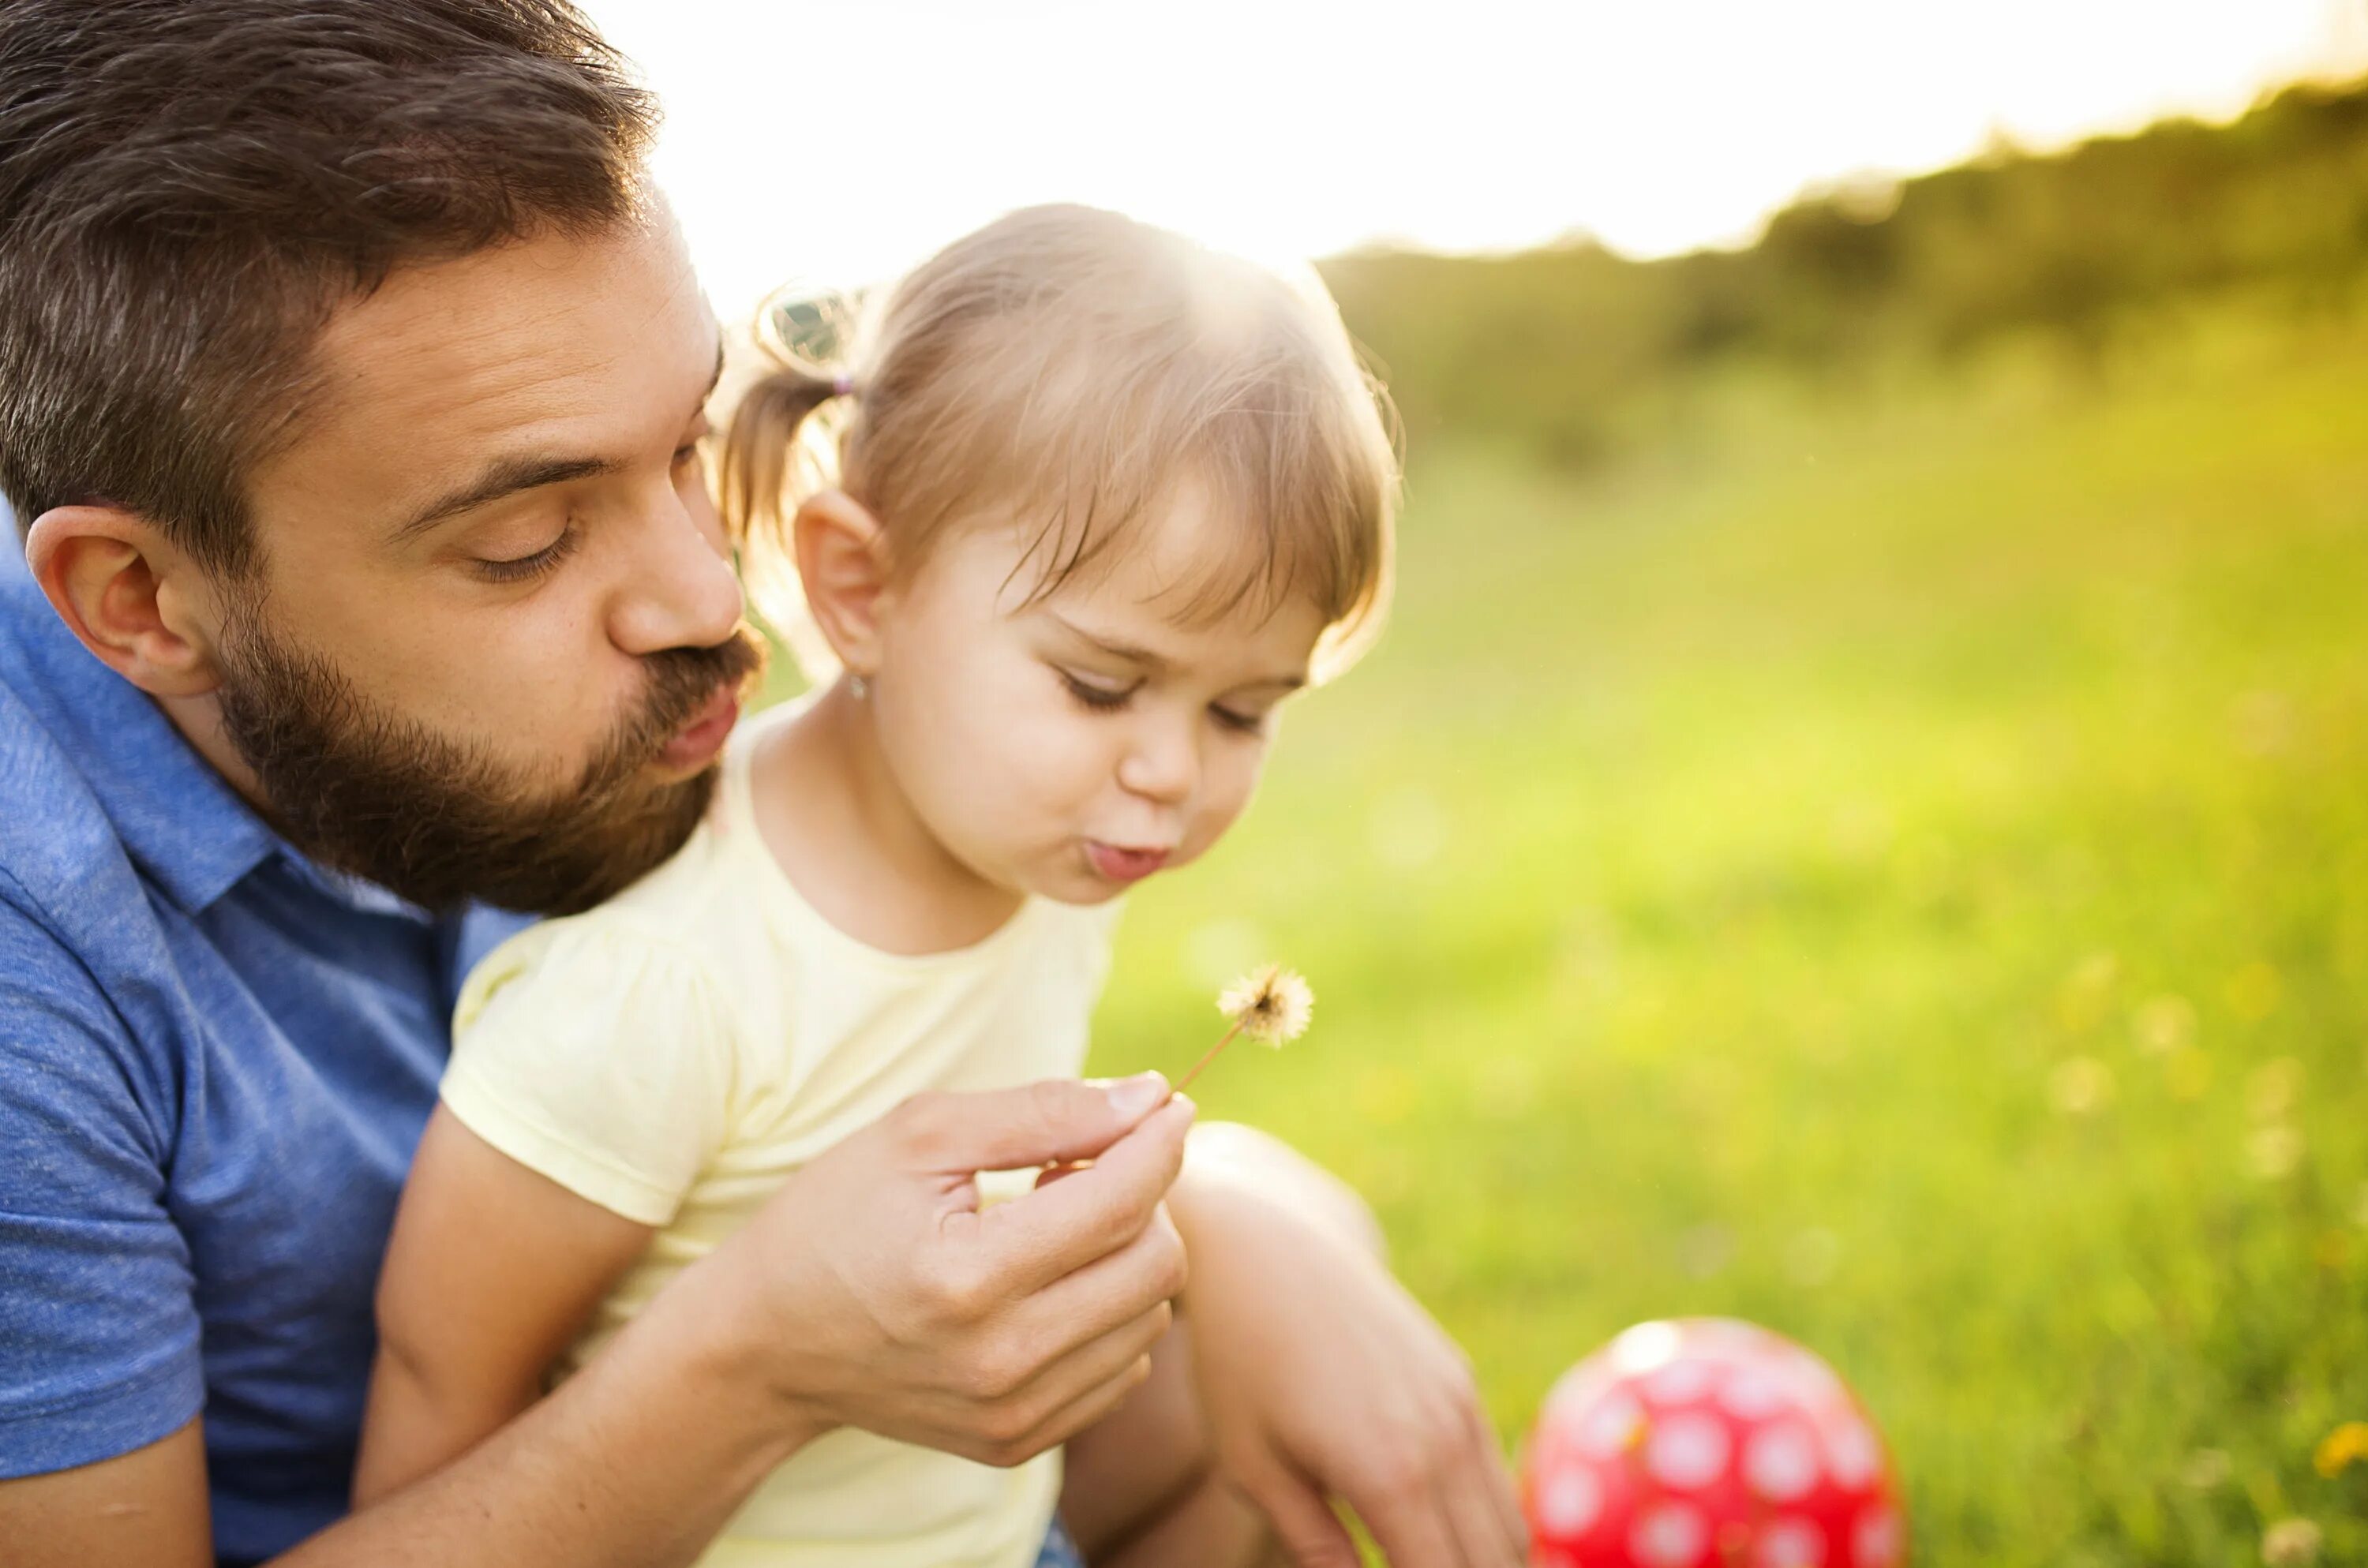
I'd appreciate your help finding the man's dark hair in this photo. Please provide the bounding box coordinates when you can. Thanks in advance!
[0,0,657,574]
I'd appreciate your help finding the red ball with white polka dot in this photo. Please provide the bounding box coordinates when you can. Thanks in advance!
[1522,1318,1906,1568]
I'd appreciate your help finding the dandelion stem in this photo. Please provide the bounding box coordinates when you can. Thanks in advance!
[1175,1021,1246,1096]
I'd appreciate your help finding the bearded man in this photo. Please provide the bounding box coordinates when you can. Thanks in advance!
[0,5,1524,1566]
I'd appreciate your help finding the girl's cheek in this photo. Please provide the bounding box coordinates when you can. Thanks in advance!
[1191,779,1256,855]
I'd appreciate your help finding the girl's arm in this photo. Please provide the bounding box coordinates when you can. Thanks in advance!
[354,1105,658,1505]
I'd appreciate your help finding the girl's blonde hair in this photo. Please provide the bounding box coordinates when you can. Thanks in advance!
[720,204,1397,680]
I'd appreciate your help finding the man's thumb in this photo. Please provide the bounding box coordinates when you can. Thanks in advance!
[900,1072,1171,1173]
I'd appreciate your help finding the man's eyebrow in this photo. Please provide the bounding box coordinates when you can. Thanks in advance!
[390,452,622,544]
[390,332,722,546]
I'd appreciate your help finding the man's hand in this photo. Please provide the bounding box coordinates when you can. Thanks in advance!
[697,1072,1197,1467]
[1171,1126,1526,1568]
[0,1075,1193,1568]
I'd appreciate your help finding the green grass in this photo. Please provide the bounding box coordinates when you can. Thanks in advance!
[1081,302,2368,1563]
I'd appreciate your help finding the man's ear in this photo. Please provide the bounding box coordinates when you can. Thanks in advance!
[792,489,892,678]
[22,506,226,698]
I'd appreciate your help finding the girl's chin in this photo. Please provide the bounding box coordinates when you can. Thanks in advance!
[1017,857,1132,907]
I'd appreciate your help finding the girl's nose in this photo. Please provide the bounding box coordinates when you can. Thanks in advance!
[609,488,744,657]
[1115,716,1198,806]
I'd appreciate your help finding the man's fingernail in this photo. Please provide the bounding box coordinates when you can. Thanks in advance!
[1107,1071,1168,1119]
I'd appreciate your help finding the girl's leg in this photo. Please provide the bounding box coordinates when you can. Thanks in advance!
[1058,1313,1280,1568]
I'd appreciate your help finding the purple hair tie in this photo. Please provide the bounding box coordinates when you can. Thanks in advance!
[830,373,856,398]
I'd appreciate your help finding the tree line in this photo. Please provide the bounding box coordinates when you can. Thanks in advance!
[1321,77,2368,462]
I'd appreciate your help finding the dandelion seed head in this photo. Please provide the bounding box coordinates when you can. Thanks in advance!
[2262,1517,2323,1567]
[2179,1448,2231,1491]
[1218,964,1315,1046]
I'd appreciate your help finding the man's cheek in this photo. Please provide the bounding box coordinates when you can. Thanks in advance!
[420,667,597,771]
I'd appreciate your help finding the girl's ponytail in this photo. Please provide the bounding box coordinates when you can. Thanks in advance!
[718,361,852,561]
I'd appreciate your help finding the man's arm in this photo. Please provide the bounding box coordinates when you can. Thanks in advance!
[0,1075,1195,1568]
[0,1424,211,1568]
[0,897,212,1566]
[2,1284,797,1568]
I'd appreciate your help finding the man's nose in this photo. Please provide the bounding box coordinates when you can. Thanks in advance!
[609,488,744,656]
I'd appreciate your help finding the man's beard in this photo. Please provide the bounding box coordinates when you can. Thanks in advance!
[211,604,766,917]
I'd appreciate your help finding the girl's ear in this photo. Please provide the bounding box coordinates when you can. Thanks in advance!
[792,488,890,676]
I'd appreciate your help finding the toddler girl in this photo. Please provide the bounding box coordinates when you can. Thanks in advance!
[354,204,1396,1567]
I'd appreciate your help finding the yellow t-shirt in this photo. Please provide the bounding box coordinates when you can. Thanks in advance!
[441,704,1120,1568]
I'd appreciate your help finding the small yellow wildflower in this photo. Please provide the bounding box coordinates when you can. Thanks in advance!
[2315,1420,2368,1479]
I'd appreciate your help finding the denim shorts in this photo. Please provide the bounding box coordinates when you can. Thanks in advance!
[1035,1513,1087,1568]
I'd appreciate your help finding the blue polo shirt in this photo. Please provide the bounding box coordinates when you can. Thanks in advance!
[0,522,529,1561]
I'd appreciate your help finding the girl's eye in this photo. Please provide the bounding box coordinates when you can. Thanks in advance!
[473,523,580,586]
[1211,705,1269,737]
[1058,669,1136,713]
[671,440,702,470]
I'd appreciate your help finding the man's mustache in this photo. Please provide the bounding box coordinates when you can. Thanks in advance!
[584,626,769,793]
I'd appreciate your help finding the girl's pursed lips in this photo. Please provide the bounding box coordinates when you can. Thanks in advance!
[1085,840,1172,883]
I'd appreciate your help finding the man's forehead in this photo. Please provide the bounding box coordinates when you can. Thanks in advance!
[279,218,712,505]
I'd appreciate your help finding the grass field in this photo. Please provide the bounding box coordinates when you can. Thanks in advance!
[1078,300,2368,1563]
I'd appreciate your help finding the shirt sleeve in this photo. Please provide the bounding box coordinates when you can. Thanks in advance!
[439,916,737,1227]
[0,888,204,1478]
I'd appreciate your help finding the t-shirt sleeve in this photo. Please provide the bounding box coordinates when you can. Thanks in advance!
[0,890,204,1478]
[439,918,737,1227]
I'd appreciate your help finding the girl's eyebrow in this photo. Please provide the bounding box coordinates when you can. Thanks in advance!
[1046,611,1167,673]
[1046,611,1309,692]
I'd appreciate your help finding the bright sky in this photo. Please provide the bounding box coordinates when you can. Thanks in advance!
[581,0,2368,318]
